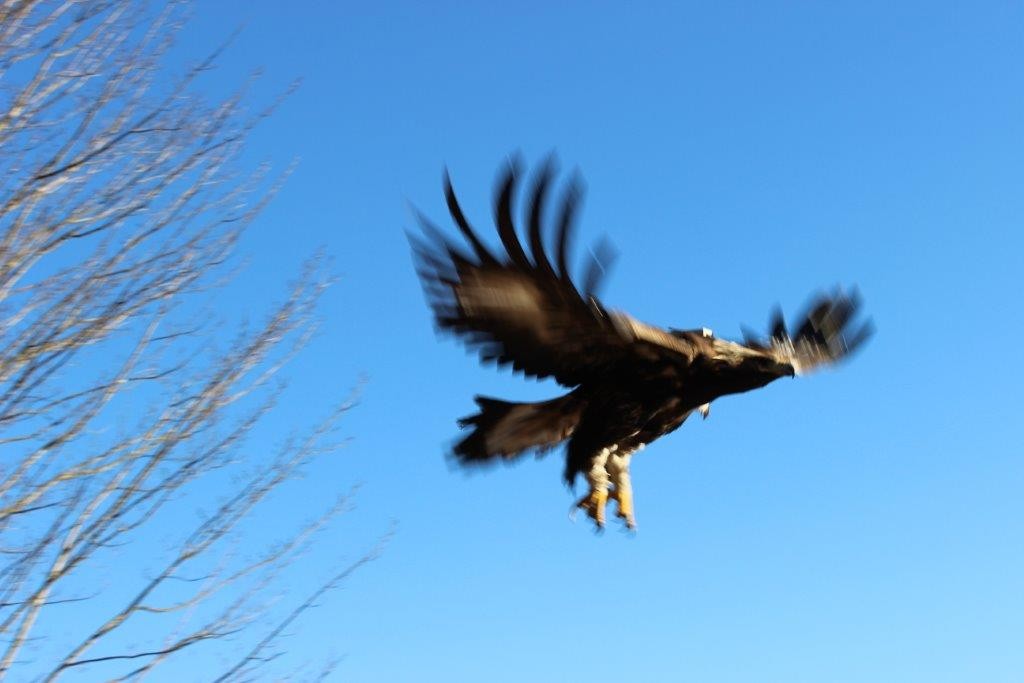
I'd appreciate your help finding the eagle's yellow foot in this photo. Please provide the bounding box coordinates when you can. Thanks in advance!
[607,449,637,531]
[575,488,609,529]
[609,487,636,530]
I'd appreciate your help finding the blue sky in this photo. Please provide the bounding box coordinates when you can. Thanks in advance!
[151,2,1024,680]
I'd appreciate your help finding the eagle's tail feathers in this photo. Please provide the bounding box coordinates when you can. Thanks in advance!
[452,393,585,466]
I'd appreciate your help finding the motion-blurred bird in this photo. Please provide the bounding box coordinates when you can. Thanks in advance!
[410,157,872,531]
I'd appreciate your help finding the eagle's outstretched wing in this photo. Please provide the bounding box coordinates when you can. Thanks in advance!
[410,158,699,387]
[755,291,873,376]
[685,290,874,403]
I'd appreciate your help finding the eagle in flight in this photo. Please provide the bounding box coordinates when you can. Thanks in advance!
[411,157,872,531]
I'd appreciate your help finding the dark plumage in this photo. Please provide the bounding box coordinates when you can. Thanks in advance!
[411,157,872,530]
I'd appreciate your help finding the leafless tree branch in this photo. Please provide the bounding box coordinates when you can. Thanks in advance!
[0,2,378,679]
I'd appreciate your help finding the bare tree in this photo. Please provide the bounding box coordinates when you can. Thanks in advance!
[0,2,381,679]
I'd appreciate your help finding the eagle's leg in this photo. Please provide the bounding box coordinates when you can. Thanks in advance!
[607,448,637,530]
[575,446,613,529]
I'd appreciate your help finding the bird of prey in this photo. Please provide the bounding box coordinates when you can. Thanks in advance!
[410,157,872,531]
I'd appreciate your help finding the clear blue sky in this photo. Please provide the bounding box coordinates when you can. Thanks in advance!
[171,2,1021,680]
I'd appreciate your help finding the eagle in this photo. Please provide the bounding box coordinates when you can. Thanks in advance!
[411,157,872,531]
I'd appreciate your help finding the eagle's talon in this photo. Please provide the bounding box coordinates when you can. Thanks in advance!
[574,488,607,529]
[609,488,636,531]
